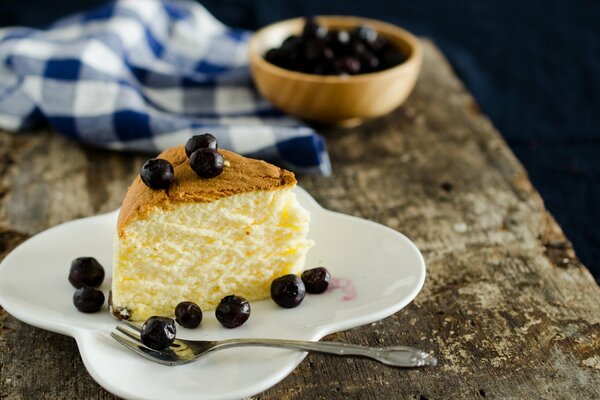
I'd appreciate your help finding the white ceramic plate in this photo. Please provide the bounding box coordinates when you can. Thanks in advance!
[0,187,425,400]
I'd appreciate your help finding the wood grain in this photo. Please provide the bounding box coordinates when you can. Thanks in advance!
[1,40,599,400]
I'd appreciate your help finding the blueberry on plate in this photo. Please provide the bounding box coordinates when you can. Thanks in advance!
[271,274,306,308]
[73,287,105,313]
[175,301,203,329]
[184,133,218,157]
[189,148,225,179]
[215,295,251,328]
[140,316,177,350]
[69,257,105,288]
[140,158,174,189]
[301,267,332,294]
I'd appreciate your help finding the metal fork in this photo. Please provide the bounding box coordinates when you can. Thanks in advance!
[110,320,437,367]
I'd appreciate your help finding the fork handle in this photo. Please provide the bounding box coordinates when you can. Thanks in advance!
[212,339,437,368]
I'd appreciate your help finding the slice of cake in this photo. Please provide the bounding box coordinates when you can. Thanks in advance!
[111,145,313,321]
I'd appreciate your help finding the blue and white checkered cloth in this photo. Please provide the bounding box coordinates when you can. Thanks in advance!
[0,0,331,175]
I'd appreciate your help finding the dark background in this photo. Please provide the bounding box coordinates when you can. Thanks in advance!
[1,1,598,281]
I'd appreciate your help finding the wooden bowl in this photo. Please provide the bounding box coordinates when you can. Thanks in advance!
[249,16,422,127]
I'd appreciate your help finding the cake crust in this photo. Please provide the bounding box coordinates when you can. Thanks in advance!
[117,146,296,236]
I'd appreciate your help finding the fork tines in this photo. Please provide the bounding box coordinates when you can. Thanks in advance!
[110,321,179,366]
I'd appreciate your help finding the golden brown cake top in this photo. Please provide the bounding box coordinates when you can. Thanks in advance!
[117,146,296,236]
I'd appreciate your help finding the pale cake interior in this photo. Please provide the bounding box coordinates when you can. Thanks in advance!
[111,188,312,321]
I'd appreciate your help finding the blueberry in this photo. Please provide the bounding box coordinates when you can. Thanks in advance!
[175,301,203,329]
[282,34,301,47]
[322,46,335,60]
[357,50,380,73]
[325,30,351,55]
[336,30,351,45]
[353,25,378,44]
[281,35,303,54]
[185,133,218,157]
[351,41,368,56]
[301,267,331,294]
[303,39,323,61]
[69,257,105,288]
[271,274,305,308]
[73,287,105,313]
[215,295,250,328]
[265,48,284,67]
[140,316,176,350]
[334,56,361,75]
[302,18,326,39]
[369,36,388,53]
[280,42,304,70]
[140,159,174,190]
[189,148,225,178]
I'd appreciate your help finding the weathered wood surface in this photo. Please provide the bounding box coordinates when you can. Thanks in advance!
[1,40,599,399]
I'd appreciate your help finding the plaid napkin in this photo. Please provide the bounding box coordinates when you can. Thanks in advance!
[0,0,331,175]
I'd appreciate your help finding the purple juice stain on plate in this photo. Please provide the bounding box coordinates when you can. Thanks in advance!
[328,277,358,301]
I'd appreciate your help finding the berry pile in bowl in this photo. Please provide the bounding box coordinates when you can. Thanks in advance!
[249,16,422,126]
[265,18,406,76]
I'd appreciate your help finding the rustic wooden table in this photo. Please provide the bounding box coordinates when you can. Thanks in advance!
[1,40,599,399]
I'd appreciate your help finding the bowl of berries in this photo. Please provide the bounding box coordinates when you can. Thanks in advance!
[249,16,422,126]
